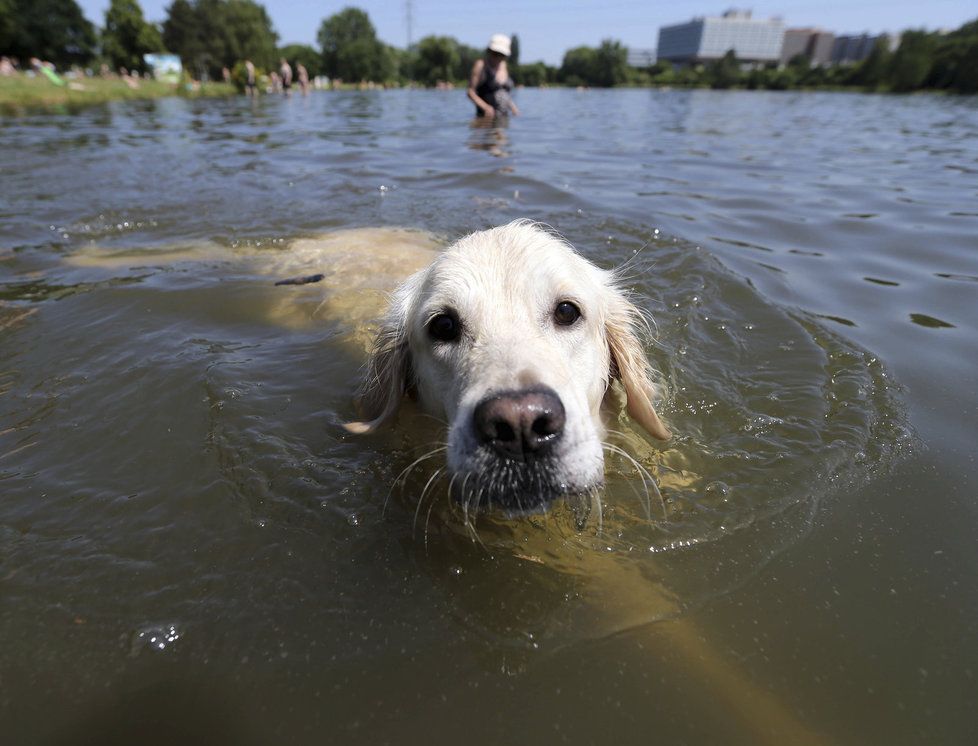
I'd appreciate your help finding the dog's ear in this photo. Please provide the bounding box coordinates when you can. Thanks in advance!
[606,294,671,441]
[343,318,411,435]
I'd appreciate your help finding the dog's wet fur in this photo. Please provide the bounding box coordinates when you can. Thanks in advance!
[347,221,670,514]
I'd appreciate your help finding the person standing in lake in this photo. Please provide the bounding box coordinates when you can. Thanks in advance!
[244,60,257,96]
[296,63,309,95]
[279,58,293,95]
[467,34,519,119]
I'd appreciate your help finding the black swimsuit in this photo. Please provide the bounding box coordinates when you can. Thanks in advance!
[475,63,513,117]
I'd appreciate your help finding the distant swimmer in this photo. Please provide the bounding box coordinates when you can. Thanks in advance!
[467,34,519,119]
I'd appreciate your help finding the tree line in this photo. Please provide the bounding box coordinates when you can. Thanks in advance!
[1,0,975,94]
[637,25,977,94]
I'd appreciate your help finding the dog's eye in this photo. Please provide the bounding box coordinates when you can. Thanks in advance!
[554,301,581,326]
[428,312,461,343]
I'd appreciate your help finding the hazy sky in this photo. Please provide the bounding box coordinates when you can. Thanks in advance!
[78,0,975,65]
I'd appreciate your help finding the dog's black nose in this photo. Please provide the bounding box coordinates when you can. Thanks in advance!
[473,387,566,461]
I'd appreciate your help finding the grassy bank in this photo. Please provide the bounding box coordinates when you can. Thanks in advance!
[0,75,237,111]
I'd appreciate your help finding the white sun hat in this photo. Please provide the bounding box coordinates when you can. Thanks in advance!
[487,34,512,57]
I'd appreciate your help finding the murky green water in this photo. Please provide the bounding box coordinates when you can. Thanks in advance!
[1,90,976,745]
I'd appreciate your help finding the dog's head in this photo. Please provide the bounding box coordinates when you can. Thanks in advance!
[346,221,670,513]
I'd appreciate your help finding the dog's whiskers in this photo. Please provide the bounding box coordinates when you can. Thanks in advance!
[418,466,445,539]
[423,490,441,552]
[602,440,667,521]
[388,445,447,518]
[590,486,604,534]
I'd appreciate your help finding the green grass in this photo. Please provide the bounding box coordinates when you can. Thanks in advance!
[0,75,237,112]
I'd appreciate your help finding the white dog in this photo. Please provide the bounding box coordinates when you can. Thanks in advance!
[346,221,670,513]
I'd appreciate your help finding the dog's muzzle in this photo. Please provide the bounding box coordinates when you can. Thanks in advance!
[454,386,572,513]
[472,386,566,462]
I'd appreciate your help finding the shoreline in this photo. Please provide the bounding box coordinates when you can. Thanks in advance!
[1,75,957,114]
[0,76,237,112]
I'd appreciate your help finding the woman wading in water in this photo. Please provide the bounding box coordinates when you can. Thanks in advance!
[467,34,520,119]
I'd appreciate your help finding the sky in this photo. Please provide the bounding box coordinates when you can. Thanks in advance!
[78,0,976,65]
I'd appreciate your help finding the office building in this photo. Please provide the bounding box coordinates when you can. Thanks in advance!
[831,33,894,64]
[657,9,785,64]
[627,48,657,68]
[781,28,836,66]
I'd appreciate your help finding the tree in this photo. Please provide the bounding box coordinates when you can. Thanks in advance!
[414,35,459,84]
[593,39,628,86]
[221,0,278,72]
[456,42,482,81]
[927,20,978,93]
[163,0,277,80]
[102,0,164,73]
[0,0,16,55]
[706,49,740,88]
[559,39,628,86]
[6,0,97,67]
[509,33,520,67]
[317,7,391,82]
[559,45,597,86]
[515,61,553,87]
[848,36,892,88]
[888,30,937,92]
[162,0,205,74]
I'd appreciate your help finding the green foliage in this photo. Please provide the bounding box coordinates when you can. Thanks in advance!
[559,39,628,87]
[0,0,16,54]
[594,39,628,86]
[848,37,892,88]
[632,18,978,94]
[162,0,277,80]
[161,0,204,73]
[787,53,811,72]
[230,59,261,91]
[413,35,459,85]
[278,43,320,78]
[222,0,277,72]
[888,30,938,91]
[558,46,594,87]
[102,0,164,73]
[317,7,392,82]
[509,33,520,67]
[0,72,234,108]
[5,0,98,67]
[456,42,482,82]
[706,49,739,89]
[514,61,555,87]
[927,20,978,93]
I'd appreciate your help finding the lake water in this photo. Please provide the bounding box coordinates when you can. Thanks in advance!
[1,89,976,745]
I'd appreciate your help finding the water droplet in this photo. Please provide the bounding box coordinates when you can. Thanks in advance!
[704,481,731,501]
[130,624,182,657]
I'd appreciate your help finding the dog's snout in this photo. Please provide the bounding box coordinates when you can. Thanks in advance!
[473,387,566,461]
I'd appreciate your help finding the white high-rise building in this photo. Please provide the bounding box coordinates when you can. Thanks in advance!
[657,9,785,64]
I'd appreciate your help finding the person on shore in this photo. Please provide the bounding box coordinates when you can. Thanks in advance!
[0,57,15,76]
[279,58,293,95]
[244,60,257,96]
[296,63,309,95]
[467,34,519,119]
